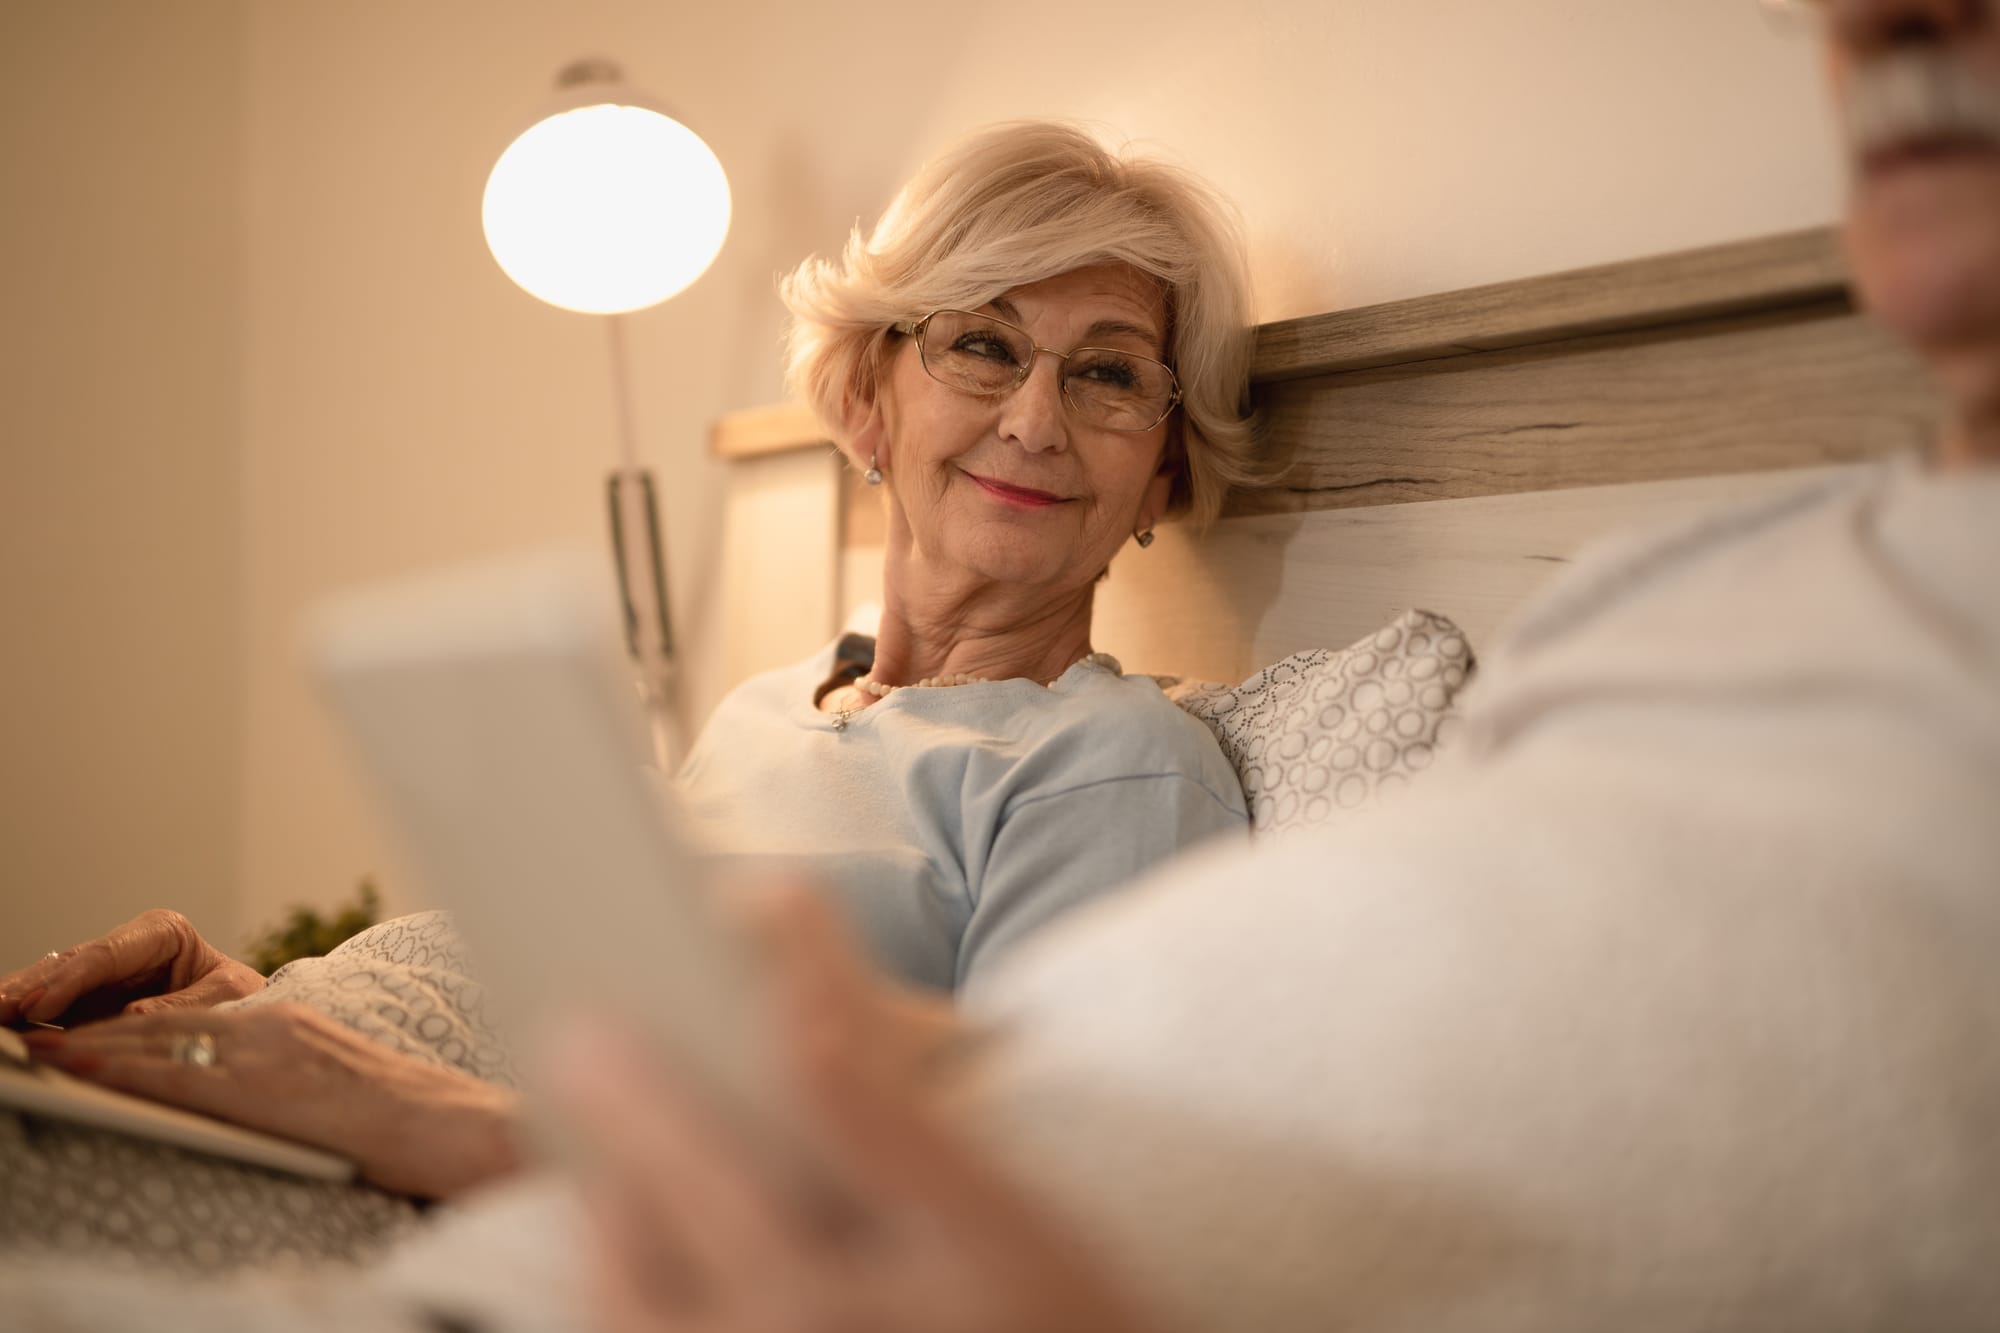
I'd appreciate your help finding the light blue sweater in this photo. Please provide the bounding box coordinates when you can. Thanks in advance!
[676,640,1248,991]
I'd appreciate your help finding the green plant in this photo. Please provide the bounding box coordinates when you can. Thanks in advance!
[243,878,383,976]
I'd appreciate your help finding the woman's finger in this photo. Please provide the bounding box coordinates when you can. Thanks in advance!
[122,959,265,1016]
[121,989,216,1018]
[26,1005,213,1042]
[0,911,201,1024]
[23,1005,223,1056]
[0,946,112,1023]
[0,981,47,1026]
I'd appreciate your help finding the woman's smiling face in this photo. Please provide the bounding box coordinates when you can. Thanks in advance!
[863,263,1177,595]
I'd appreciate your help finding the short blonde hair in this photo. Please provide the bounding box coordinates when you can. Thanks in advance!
[781,121,1262,529]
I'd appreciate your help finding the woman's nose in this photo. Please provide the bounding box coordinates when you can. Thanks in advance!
[996,352,1071,453]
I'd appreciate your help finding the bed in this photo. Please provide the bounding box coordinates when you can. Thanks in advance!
[0,226,1947,1299]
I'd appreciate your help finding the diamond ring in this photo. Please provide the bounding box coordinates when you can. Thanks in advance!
[171,1032,219,1069]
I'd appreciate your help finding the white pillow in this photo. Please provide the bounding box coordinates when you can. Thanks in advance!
[1162,610,1474,837]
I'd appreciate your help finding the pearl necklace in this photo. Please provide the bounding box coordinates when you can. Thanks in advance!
[854,652,1121,697]
[830,651,1122,731]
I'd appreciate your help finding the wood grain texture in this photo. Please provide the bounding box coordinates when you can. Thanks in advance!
[1250,227,1850,382]
[1234,303,1941,517]
[714,229,1878,466]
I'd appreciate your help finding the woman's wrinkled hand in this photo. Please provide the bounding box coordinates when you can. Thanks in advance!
[22,1001,521,1199]
[545,881,1161,1333]
[0,909,265,1027]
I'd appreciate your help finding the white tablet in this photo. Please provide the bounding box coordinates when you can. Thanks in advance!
[305,550,787,1168]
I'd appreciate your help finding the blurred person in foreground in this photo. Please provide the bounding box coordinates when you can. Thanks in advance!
[546,2,2000,1330]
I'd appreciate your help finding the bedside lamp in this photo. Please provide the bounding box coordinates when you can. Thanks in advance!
[481,57,732,766]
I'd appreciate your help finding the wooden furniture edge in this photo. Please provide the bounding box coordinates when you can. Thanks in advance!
[714,227,1852,459]
[1250,226,1849,382]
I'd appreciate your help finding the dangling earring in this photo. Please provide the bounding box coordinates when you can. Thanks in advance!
[864,453,883,486]
[1134,527,1155,549]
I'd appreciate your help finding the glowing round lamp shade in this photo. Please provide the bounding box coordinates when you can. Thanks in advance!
[483,101,731,315]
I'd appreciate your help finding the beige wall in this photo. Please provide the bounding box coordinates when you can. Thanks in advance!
[6,1,1843,943]
[0,2,246,959]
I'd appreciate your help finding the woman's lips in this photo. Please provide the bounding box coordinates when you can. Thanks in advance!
[965,472,1067,508]
[1861,134,2000,182]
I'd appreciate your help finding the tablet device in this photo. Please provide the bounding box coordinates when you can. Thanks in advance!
[306,550,787,1168]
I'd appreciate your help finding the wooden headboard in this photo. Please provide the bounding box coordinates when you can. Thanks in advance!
[711,227,1941,686]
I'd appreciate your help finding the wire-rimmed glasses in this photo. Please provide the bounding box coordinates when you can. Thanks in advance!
[893,309,1182,433]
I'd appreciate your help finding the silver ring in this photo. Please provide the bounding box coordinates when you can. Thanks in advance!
[171,1032,219,1069]
[41,951,59,962]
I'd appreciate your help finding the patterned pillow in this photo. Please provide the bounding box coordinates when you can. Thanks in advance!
[1163,609,1474,837]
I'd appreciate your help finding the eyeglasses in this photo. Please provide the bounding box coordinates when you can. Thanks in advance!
[892,309,1182,433]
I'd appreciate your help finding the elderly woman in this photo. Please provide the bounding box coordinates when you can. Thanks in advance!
[681,120,1262,989]
[0,122,1259,1232]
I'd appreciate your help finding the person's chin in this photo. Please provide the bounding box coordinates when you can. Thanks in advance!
[938,521,1074,590]
[950,548,1063,591]
[1849,160,2000,349]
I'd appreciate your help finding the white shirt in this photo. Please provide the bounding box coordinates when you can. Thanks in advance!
[962,461,2000,1332]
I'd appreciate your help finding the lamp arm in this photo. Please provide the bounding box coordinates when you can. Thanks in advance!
[605,314,679,768]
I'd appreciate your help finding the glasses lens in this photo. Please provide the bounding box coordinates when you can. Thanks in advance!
[913,310,1178,431]
[1061,350,1177,431]
[918,312,1033,394]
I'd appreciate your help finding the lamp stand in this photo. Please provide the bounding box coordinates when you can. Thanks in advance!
[605,315,680,768]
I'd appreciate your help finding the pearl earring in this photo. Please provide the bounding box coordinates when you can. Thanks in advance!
[1134,528,1155,548]
[864,453,883,486]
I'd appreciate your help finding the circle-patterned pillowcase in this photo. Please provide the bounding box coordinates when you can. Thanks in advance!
[1165,609,1474,837]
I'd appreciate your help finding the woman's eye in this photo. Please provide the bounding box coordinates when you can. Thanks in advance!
[1074,358,1141,389]
[952,334,1020,363]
